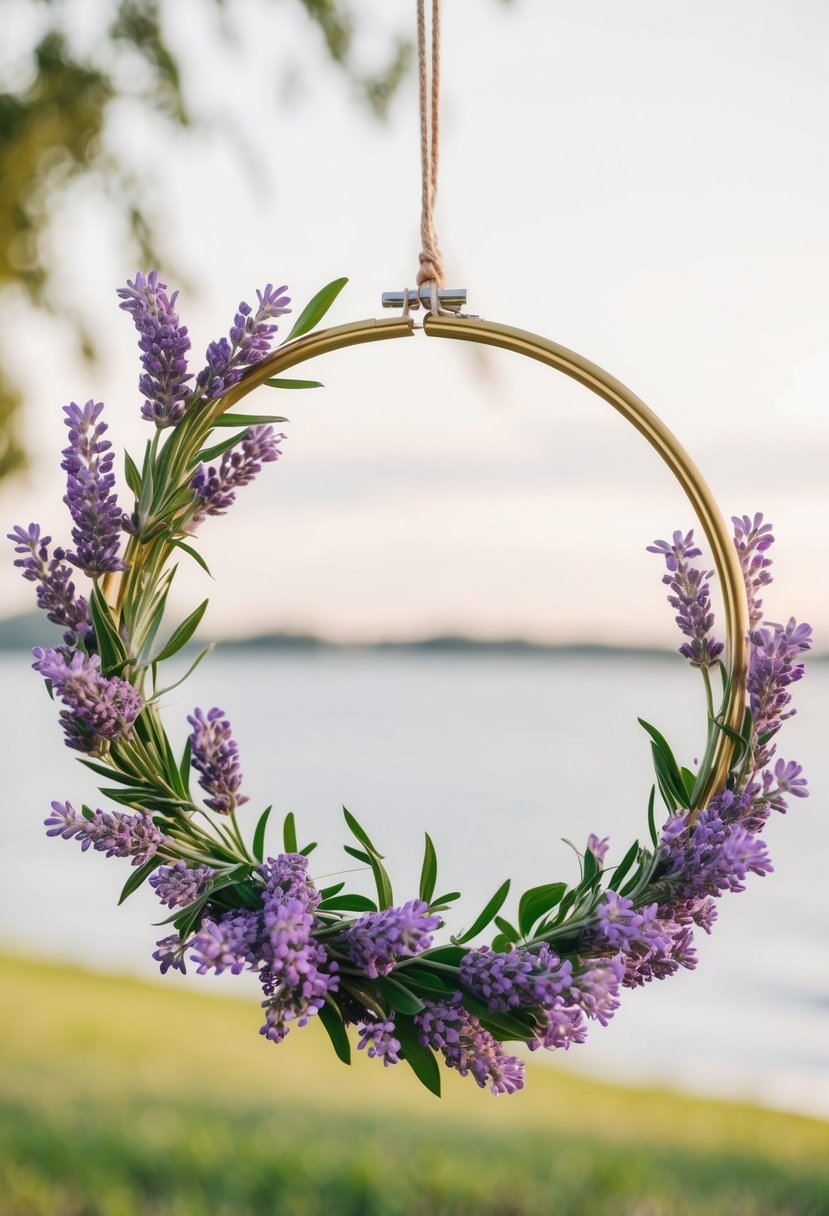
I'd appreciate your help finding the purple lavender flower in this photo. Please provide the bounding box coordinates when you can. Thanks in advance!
[660,807,773,900]
[150,860,214,909]
[748,618,812,764]
[196,283,291,399]
[460,944,572,1013]
[647,529,723,668]
[258,852,320,909]
[344,900,440,979]
[189,909,262,975]
[587,834,610,864]
[61,400,124,576]
[619,917,698,988]
[571,957,624,1026]
[33,647,142,743]
[258,912,339,1044]
[415,994,525,1095]
[44,801,165,866]
[190,426,284,523]
[117,272,192,427]
[357,1018,402,1066]
[530,1002,588,1050]
[7,523,92,646]
[187,707,248,814]
[153,933,189,975]
[732,513,774,632]
[33,647,143,751]
[594,891,650,948]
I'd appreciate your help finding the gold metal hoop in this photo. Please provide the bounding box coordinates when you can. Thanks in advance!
[222,313,749,808]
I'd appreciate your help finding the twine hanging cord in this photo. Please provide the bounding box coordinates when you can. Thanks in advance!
[405,0,459,315]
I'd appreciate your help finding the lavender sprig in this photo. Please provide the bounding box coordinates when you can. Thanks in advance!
[61,401,124,576]
[196,283,291,399]
[187,707,248,815]
[191,426,284,523]
[6,523,91,645]
[117,272,193,428]
[32,647,143,752]
[647,529,723,668]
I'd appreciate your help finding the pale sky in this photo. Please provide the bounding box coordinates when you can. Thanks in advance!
[1,0,827,645]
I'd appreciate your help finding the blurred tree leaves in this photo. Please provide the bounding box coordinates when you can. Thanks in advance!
[0,0,414,480]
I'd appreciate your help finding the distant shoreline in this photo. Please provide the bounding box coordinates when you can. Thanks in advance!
[1,610,825,661]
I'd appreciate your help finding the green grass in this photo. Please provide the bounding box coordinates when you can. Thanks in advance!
[1,951,827,1215]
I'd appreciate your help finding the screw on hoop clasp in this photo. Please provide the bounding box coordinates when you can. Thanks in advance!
[382,287,470,321]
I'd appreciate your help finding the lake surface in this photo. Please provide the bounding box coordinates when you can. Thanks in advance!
[2,648,827,1118]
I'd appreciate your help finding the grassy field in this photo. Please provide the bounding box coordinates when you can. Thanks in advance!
[1,951,827,1216]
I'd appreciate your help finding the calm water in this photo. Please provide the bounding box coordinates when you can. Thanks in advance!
[2,649,827,1118]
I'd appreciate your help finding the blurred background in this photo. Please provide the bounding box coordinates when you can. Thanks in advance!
[1,1,827,1213]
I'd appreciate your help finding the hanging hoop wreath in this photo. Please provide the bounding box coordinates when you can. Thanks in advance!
[8,275,812,1097]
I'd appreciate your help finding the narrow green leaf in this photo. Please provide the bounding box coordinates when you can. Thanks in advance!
[154,599,209,663]
[420,945,465,966]
[89,584,128,675]
[681,766,697,799]
[124,449,142,496]
[252,805,273,862]
[193,430,249,467]
[429,891,461,910]
[299,841,318,857]
[211,413,288,428]
[80,759,152,789]
[395,1017,441,1097]
[608,840,641,892]
[582,848,599,885]
[517,882,567,938]
[374,976,425,1015]
[149,645,214,702]
[316,893,377,913]
[646,785,658,848]
[342,807,384,858]
[263,378,323,390]
[118,857,158,905]
[169,537,212,576]
[285,277,348,341]
[493,916,520,942]
[318,1002,351,1065]
[454,879,511,945]
[418,832,438,905]
[404,970,454,995]
[491,933,513,953]
[369,854,394,910]
[318,881,345,900]
[343,844,372,865]
[282,811,298,853]
[178,737,192,794]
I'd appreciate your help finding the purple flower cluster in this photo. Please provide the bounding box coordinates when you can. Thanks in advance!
[647,529,723,669]
[196,283,291,398]
[117,272,192,428]
[344,900,440,979]
[7,523,92,646]
[660,807,773,901]
[32,647,143,751]
[45,800,165,867]
[415,994,525,1095]
[747,617,811,764]
[190,426,284,524]
[153,934,189,975]
[357,1018,402,1066]
[184,852,338,1044]
[150,860,215,909]
[187,707,248,814]
[733,513,774,632]
[61,401,124,576]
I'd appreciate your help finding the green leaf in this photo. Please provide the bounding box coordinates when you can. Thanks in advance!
[491,933,513,953]
[651,742,687,811]
[149,645,214,702]
[282,811,298,854]
[210,413,288,428]
[178,736,192,794]
[582,847,599,885]
[429,891,461,911]
[299,841,317,857]
[394,1018,441,1097]
[374,976,425,1015]
[89,584,128,675]
[454,879,511,945]
[608,840,641,892]
[316,893,377,913]
[80,759,152,789]
[285,277,348,341]
[193,430,249,467]
[263,378,323,390]
[343,844,372,865]
[154,599,209,663]
[404,969,454,995]
[342,807,384,858]
[493,916,520,943]
[462,995,536,1042]
[319,882,345,900]
[317,1002,351,1066]
[517,882,567,938]
[124,449,142,496]
[252,805,273,862]
[418,833,438,905]
[420,945,465,966]
[646,785,658,848]
[169,537,212,577]
[117,857,158,905]
[681,766,697,799]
